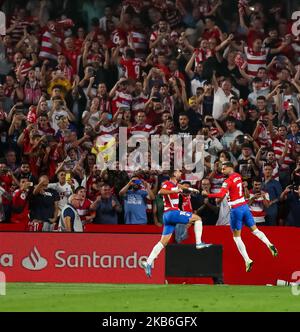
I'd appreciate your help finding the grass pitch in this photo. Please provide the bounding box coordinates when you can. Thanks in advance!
[0,283,300,312]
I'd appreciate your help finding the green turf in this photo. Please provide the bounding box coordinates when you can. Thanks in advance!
[0,283,300,312]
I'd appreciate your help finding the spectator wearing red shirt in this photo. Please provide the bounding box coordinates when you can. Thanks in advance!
[56,53,74,82]
[74,186,95,224]
[19,69,42,107]
[11,177,32,228]
[0,161,17,222]
[127,16,148,60]
[36,114,55,136]
[74,27,86,51]
[119,48,144,80]
[129,110,154,138]
[202,16,222,42]
[149,20,172,57]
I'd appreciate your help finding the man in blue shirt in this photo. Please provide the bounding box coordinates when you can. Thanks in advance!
[119,177,155,225]
[261,164,282,226]
[280,184,300,227]
[90,183,122,224]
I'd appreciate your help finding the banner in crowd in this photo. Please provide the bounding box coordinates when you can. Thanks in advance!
[0,233,165,284]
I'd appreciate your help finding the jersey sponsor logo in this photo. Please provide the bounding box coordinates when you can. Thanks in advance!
[179,211,190,217]
[21,246,48,271]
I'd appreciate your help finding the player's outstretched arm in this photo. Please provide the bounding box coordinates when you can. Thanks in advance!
[203,187,227,199]
[158,188,182,195]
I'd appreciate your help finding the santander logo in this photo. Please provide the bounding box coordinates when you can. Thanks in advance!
[22,247,48,271]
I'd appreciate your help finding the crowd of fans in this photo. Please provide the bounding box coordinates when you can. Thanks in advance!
[1,0,300,231]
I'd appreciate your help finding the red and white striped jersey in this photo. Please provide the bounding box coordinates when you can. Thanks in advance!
[128,31,148,59]
[77,198,93,222]
[210,172,226,193]
[256,124,272,148]
[129,124,154,138]
[97,122,119,138]
[244,46,269,77]
[161,95,174,116]
[98,97,111,114]
[112,90,132,114]
[9,17,32,44]
[272,136,294,170]
[161,180,180,212]
[24,80,42,106]
[248,189,270,223]
[150,31,171,54]
[150,31,159,43]
[194,47,213,66]
[132,93,148,115]
[120,57,143,80]
[39,30,62,61]
[56,64,74,82]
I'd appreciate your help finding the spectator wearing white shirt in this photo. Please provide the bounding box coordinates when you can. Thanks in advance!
[48,170,78,212]
[247,77,270,106]
[212,71,234,120]
[99,5,119,32]
[220,116,243,151]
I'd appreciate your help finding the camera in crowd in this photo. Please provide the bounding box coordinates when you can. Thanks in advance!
[235,134,249,145]
[288,184,300,192]
[131,179,143,190]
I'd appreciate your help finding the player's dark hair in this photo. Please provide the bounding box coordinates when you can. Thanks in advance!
[125,48,135,59]
[252,77,262,84]
[222,161,234,168]
[257,67,267,72]
[225,116,236,123]
[263,163,273,168]
[75,186,85,193]
[168,169,177,178]
[253,177,262,183]
[257,96,266,101]
[217,150,231,161]
[278,124,287,131]
[205,16,216,22]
